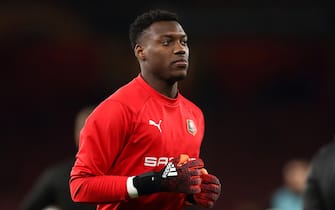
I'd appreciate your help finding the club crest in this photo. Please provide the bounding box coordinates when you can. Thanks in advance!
[186,119,197,136]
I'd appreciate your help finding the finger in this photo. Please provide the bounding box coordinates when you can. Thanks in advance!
[201,174,221,185]
[188,168,201,177]
[190,176,202,185]
[177,154,190,166]
[201,184,221,195]
[197,191,220,202]
[194,195,215,208]
[200,168,208,175]
[183,158,204,169]
[188,185,201,194]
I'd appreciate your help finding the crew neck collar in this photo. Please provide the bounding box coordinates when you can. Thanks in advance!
[135,74,180,106]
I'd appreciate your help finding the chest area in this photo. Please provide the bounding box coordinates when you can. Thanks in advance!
[132,103,202,147]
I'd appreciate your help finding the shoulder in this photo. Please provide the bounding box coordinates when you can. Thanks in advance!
[101,77,152,113]
[319,141,335,155]
[271,187,296,204]
[179,94,204,116]
[307,141,335,180]
[44,159,74,176]
[34,159,73,185]
[313,141,335,163]
[86,77,152,125]
[273,187,290,197]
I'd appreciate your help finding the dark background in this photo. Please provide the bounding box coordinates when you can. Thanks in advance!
[1,1,334,210]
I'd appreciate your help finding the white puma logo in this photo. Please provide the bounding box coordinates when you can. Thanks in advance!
[149,119,162,133]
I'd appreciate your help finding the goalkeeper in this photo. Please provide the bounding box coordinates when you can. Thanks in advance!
[70,9,221,210]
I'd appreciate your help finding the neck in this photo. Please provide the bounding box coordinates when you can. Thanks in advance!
[159,83,178,98]
[141,73,178,98]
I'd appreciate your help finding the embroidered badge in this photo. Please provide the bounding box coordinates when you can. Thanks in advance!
[186,119,197,136]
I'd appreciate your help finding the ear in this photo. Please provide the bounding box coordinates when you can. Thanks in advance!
[134,44,145,61]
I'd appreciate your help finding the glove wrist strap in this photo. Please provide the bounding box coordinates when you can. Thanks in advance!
[133,171,161,195]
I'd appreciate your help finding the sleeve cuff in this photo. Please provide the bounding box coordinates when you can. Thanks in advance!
[127,176,139,199]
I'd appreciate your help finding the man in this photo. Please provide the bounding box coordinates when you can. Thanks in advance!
[70,9,221,210]
[270,159,309,210]
[20,106,96,210]
[303,138,335,210]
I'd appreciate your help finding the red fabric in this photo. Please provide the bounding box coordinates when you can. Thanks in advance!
[70,74,205,210]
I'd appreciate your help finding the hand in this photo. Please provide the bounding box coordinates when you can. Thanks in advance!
[193,170,221,208]
[133,154,204,195]
[160,155,203,194]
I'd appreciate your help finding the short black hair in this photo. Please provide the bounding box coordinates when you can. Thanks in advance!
[129,9,180,49]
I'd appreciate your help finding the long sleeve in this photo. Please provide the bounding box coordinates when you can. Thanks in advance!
[70,101,131,203]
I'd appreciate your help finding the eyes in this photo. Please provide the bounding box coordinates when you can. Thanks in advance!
[161,38,188,47]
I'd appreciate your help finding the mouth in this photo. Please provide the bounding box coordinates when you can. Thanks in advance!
[172,59,188,67]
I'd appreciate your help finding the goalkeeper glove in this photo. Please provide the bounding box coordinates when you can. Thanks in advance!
[187,169,221,208]
[133,154,204,195]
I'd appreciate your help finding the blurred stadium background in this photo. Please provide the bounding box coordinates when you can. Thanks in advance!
[1,1,334,210]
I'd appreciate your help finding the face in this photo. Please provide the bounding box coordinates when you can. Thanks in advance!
[284,162,309,193]
[135,21,189,83]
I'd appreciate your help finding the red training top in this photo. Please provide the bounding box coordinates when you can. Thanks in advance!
[70,74,204,210]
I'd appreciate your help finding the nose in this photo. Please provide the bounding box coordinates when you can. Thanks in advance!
[174,42,187,55]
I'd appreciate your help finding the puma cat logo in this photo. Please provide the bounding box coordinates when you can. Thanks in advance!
[149,119,162,133]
